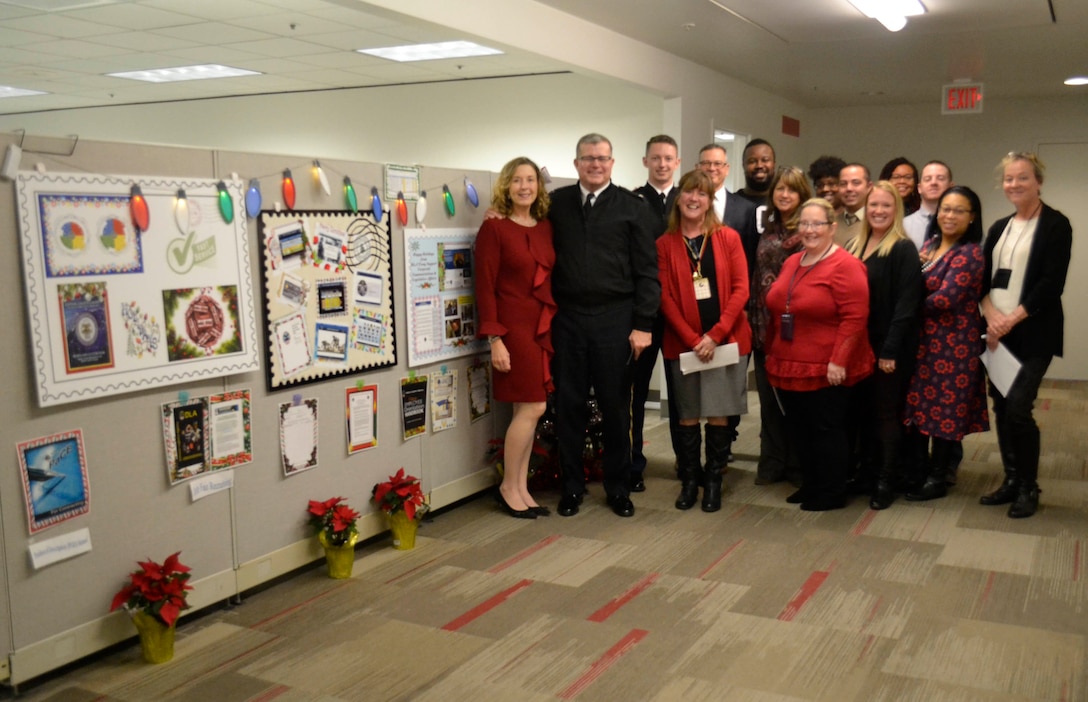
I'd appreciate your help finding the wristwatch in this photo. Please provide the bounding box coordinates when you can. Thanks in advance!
[488,335,501,344]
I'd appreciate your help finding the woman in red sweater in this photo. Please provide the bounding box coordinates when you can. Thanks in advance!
[658,169,751,512]
[765,198,874,510]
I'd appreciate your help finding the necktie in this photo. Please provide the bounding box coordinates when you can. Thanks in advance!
[845,212,858,226]
[584,193,595,218]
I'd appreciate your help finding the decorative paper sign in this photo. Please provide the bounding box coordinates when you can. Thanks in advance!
[384,164,421,202]
[401,376,428,440]
[467,357,491,422]
[162,397,211,485]
[189,470,234,502]
[430,368,457,432]
[346,384,378,453]
[29,528,92,570]
[281,398,318,476]
[209,389,252,469]
[16,430,90,534]
[16,172,259,407]
[403,228,487,366]
[259,210,397,390]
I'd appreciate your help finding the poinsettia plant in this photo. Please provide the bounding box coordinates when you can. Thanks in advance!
[371,468,429,521]
[109,551,193,627]
[307,496,360,547]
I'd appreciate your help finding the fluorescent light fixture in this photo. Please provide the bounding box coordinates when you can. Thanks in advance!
[847,0,924,31]
[0,85,47,98]
[1065,76,1088,86]
[357,41,502,62]
[107,64,260,83]
[714,130,736,141]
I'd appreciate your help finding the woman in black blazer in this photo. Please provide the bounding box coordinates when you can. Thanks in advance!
[979,152,1073,519]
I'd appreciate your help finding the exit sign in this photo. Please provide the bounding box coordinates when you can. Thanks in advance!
[942,83,984,114]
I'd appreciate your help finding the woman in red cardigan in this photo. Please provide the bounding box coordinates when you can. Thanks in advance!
[658,169,751,512]
[765,198,874,511]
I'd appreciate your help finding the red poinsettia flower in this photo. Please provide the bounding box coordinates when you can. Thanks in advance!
[109,551,193,627]
[371,468,428,521]
[307,496,359,546]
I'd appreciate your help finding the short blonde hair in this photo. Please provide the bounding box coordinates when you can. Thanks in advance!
[491,157,550,220]
[998,151,1045,184]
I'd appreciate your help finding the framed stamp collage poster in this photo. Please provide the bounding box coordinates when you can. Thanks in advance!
[258,210,397,390]
[403,228,487,366]
[15,172,260,407]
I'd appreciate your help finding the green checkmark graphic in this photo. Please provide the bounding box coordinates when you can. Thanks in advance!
[174,231,195,265]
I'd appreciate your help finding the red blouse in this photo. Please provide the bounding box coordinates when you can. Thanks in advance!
[764,247,873,391]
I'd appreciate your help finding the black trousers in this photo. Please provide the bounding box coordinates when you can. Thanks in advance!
[780,385,851,500]
[552,307,635,499]
[989,354,1052,484]
[630,317,679,474]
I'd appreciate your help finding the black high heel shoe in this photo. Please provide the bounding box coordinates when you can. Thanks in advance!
[495,489,537,519]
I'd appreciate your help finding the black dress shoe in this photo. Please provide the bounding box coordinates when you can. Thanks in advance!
[800,494,847,511]
[557,493,583,517]
[607,494,635,518]
[496,490,537,519]
[628,474,646,493]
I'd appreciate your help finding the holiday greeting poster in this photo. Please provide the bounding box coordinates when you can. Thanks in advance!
[16,172,258,407]
[161,397,211,485]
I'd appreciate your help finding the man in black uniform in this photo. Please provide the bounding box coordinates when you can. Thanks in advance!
[630,134,681,492]
[551,133,660,518]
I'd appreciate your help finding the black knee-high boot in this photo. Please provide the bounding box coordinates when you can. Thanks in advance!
[1008,430,1041,519]
[981,418,1019,506]
[702,424,731,512]
[905,437,952,501]
[675,424,702,510]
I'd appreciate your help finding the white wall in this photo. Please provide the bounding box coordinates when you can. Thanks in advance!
[806,95,1088,379]
[0,74,664,189]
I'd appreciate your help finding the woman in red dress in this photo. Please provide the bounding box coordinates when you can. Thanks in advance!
[475,157,556,519]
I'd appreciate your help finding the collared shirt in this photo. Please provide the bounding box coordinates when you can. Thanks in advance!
[580,182,609,207]
[713,185,728,222]
[835,206,865,246]
[903,205,936,250]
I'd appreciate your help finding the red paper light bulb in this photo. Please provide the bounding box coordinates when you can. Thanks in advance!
[282,169,296,210]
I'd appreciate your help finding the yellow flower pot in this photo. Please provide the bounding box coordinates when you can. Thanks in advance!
[318,530,358,579]
[131,611,176,664]
[386,511,418,550]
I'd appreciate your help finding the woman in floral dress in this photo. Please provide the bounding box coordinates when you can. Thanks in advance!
[903,185,989,501]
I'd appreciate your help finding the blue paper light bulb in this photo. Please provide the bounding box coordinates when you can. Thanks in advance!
[245,178,262,218]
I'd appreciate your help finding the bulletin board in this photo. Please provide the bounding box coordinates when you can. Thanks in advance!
[403,227,487,366]
[15,171,260,407]
[258,209,396,390]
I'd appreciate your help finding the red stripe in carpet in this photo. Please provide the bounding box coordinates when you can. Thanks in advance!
[489,535,562,573]
[441,579,534,631]
[778,570,830,621]
[557,628,649,699]
[698,539,744,579]
[851,509,877,537]
[586,573,659,622]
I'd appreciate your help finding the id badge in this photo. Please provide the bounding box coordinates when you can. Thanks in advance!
[780,313,794,341]
[693,277,712,300]
[992,268,1012,289]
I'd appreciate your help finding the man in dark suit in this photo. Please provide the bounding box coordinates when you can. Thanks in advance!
[697,143,759,461]
[551,133,661,518]
[630,135,681,492]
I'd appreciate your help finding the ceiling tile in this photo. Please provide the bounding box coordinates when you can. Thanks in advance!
[228,37,336,59]
[3,12,113,38]
[30,38,132,58]
[65,3,205,31]
[151,20,273,44]
[84,29,198,52]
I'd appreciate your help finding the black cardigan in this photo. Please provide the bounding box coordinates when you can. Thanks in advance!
[982,203,1073,359]
[862,238,923,365]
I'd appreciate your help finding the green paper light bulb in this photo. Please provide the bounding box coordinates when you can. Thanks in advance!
[216,181,234,223]
[442,184,455,216]
[344,176,358,213]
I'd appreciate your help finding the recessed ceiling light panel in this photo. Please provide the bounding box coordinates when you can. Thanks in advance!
[107,64,260,83]
[1065,76,1088,86]
[356,41,502,63]
[0,85,47,98]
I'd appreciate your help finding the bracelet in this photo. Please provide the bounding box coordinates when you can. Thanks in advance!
[488,335,501,344]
